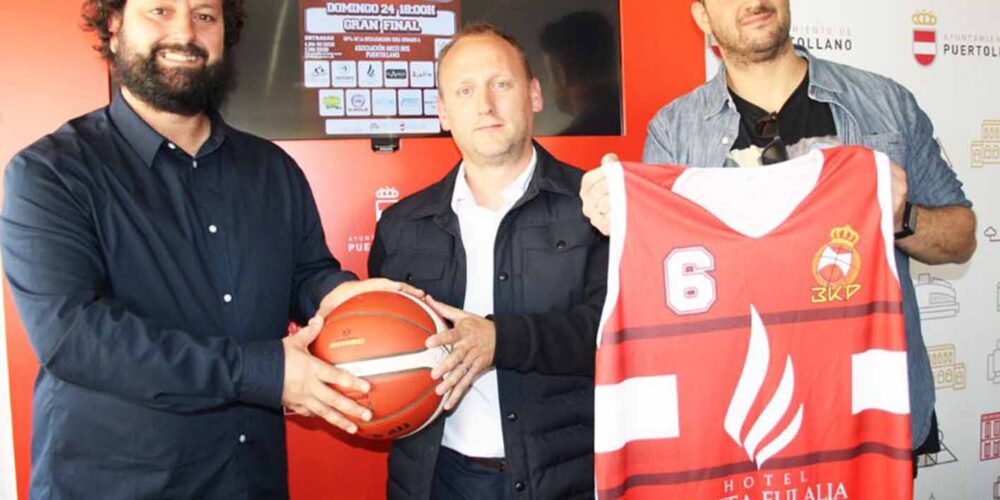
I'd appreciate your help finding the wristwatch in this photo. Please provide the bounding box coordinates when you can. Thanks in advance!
[894,202,917,240]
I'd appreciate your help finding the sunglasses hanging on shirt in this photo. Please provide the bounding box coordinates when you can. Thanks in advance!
[755,112,790,165]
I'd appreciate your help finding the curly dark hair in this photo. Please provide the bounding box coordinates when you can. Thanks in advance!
[81,0,247,60]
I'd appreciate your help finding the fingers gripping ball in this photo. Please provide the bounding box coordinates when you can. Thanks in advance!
[311,291,449,439]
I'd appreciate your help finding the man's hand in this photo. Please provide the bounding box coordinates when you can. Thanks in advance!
[890,161,908,232]
[886,160,975,264]
[282,315,372,434]
[317,278,425,319]
[580,153,619,236]
[424,296,496,410]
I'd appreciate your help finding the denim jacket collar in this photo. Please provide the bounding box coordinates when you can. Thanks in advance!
[702,46,843,121]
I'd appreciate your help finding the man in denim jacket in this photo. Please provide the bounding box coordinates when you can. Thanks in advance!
[581,0,976,474]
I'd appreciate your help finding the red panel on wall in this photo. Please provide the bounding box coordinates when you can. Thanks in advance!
[1,1,112,499]
[1,1,703,498]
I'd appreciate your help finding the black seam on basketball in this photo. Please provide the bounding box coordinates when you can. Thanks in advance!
[361,368,440,426]
[327,310,437,337]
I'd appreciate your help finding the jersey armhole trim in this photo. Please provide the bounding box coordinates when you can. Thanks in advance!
[597,162,627,347]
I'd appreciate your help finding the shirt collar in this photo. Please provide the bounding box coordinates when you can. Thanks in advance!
[109,88,229,167]
[452,147,538,212]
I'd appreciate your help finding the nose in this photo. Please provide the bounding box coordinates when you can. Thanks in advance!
[476,87,495,116]
[165,10,196,44]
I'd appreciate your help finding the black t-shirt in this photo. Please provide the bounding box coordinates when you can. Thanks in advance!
[728,73,838,167]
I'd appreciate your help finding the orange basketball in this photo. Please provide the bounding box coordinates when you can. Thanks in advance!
[311,290,449,440]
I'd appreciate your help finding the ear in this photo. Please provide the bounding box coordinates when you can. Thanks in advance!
[436,92,452,132]
[691,1,712,36]
[108,12,123,54]
[529,78,544,113]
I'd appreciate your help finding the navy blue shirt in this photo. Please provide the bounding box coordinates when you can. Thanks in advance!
[1,92,355,499]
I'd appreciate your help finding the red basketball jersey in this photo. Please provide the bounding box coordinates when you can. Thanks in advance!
[595,146,911,499]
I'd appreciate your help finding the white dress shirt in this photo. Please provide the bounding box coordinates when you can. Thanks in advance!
[440,148,537,458]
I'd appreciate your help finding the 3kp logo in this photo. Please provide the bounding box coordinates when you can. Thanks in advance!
[810,225,863,303]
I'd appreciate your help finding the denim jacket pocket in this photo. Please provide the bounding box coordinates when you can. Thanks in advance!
[859,132,907,166]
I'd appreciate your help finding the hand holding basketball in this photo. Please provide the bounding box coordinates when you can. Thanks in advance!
[424,296,497,410]
[310,290,450,439]
[282,315,373,434]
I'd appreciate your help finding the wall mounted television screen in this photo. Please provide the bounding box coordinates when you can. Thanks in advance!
[215,0,622,140]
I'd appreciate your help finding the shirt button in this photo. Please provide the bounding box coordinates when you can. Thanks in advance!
[506,412,518,422]
[223,294,233,303]
[405,273,414,282]
[555,240,566,250]
[238,434,247,444]
[192,160,198,168]
[514,481,525,492]
[208,224,218,234]
[498,272,509,282]
[167,143,177,150]
[721,136,730,145]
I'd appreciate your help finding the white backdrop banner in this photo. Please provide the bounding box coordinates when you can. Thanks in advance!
[706,1,1000,498]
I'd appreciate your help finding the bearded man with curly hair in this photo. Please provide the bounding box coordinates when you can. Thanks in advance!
[1,1,412,498]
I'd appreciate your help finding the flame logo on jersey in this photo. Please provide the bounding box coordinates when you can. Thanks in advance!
[811,225,863,303]
[724,305,804,468]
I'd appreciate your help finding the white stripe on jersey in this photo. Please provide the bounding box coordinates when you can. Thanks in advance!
[852,350,910,415]
[594,375,680,453]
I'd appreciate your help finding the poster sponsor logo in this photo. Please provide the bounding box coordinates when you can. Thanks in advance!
[988,339,1000,384]
[928,344,967,390]
[372,89,397,116]
[319,89,345,117]
[346,234,373,254]
[332,60,358,87]
[434,38,452,58]
[385,61,409,87]
[791,24,854,53]
[423,89,439,116]
[912,11,937,66]
[398,89,423,116]
[358,61,383,87]
[912,10,1000,67]
[972,120,1000,167]
[981,412,1000,461]
[410,61,435,87]
[916,429,958,468]
[304,60,331,87]
[914,273,960,320]
[346,89,371,116]
[984,227,1000,243]
[375,186,400,222]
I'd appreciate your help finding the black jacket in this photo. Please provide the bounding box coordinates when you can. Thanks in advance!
[369,145,608,500]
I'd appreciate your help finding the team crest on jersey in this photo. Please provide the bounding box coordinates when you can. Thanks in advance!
[810,225,862,303]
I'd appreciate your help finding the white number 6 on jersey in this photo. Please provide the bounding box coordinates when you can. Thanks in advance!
[664,246,717,315]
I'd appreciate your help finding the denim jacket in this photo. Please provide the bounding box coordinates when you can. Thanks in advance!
[643,47,971,448]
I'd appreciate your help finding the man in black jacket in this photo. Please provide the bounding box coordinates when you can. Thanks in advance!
[369,23,607,500]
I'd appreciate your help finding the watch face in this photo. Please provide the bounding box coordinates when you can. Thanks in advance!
[907,203,918,231]
[895,203,915,240]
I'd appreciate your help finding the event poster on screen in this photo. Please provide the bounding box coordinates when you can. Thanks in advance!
[300,0,460,137]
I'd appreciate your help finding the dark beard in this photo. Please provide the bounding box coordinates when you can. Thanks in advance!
[113,41,234,116]
[713,5,792,66]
